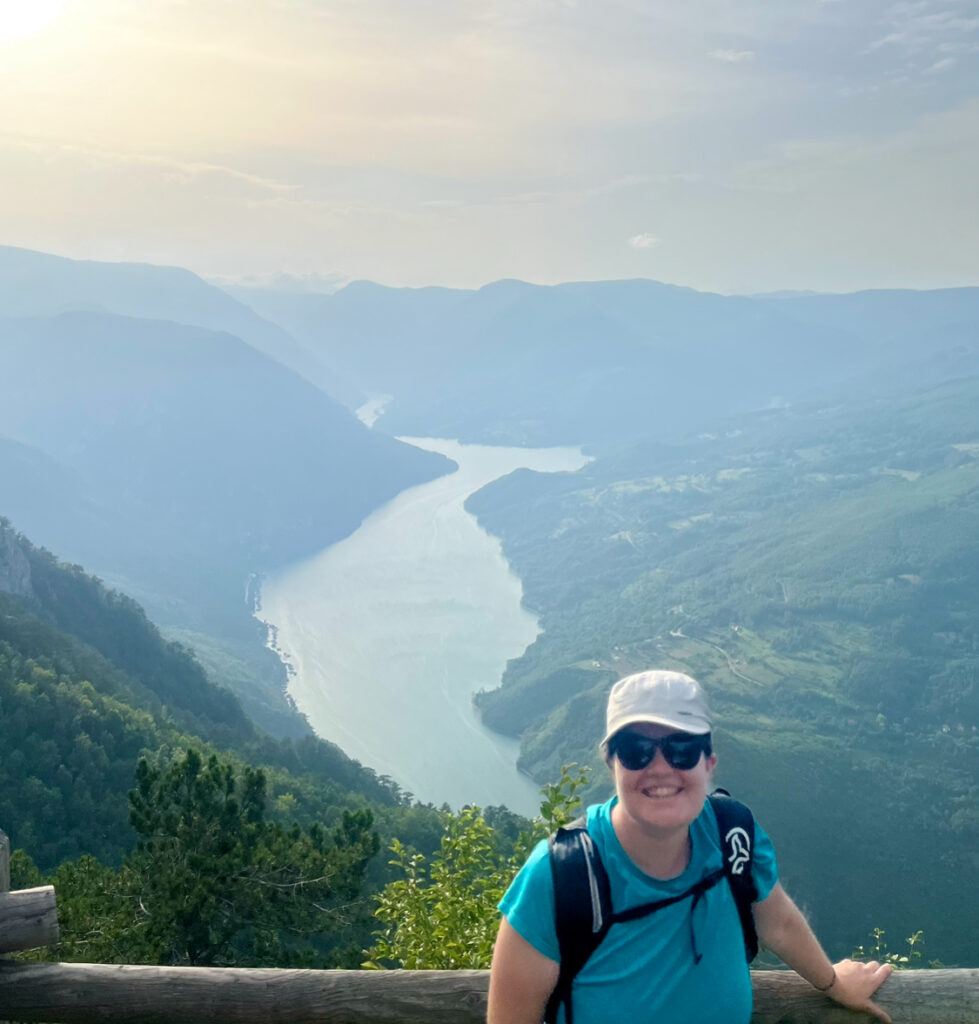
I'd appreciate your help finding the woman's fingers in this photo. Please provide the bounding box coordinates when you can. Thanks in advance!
[830,959,894,1022]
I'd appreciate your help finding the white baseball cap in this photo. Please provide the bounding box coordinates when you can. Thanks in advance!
[603,670,712,744]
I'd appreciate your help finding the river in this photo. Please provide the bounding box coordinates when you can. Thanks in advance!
[256,436,589,814]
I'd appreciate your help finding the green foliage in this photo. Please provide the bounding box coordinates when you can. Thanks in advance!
[9,848,43,889]
[852,927,943,970]
[30,749,380,967]
[364,764,588,969]
[0,524,413,877]
[0,615,159,866]
[21,538,253,739]
[0,524,465,967]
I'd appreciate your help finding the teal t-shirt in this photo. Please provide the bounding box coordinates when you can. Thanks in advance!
[499,798,778,1024]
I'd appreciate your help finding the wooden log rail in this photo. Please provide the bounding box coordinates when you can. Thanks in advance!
[1,828,9,1024]
[0,889,59,955]
[0,827,59,956]
[0,963,976,1024]
[0,830,9,892]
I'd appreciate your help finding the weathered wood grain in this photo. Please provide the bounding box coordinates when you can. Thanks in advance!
[0,831,9,894]
[0,887,59,954]
[0,964,975,1024]
[0,830,8,1024]
[750,968,979,1022]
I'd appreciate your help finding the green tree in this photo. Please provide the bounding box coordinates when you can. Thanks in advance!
[365,764,589,969]
[31,749,380,967]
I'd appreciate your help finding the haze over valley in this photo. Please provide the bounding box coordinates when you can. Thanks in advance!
[2,245,978,959]
[1,0,977,979]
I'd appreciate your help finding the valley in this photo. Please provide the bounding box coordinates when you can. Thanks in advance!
[1,246,976,966]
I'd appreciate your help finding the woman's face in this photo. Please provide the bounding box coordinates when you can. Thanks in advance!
[610,722,716,835]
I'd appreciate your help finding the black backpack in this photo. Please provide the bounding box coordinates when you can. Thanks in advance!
[543,790,758,1024]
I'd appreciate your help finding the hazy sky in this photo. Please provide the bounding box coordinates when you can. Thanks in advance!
[2,0,977,292]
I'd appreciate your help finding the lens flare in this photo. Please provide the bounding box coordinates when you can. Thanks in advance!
[0,0,67,45]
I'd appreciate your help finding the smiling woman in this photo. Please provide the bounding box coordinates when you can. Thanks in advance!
[0,0,66,44]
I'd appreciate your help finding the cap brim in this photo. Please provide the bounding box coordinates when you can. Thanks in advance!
[602,712,711,745]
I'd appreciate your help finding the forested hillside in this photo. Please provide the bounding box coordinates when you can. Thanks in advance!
[0,521,460,963]
[0,522,408,859]
[466,375,979,964]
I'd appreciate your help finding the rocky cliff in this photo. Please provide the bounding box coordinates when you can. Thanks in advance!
[0,522,32,599]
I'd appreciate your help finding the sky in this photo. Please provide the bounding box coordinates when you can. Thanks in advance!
[1,0,977,293]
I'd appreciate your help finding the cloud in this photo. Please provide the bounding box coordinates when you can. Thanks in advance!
[709,49,755,63]
[866,4,979,57]
[2,0,976,292]
[208,269,349,294]
[629,233,659,249]
[1,133,295,196]
[420,199,467,209]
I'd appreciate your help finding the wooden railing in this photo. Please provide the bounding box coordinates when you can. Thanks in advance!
[0,963,977,1024]
[0,830,9,892]
[1,827,8,1024]
[0,830,975,1023]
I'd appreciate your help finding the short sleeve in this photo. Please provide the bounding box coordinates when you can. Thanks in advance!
[498,838,561,962]
[751,820,779,902]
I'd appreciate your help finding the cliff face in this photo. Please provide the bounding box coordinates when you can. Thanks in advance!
[0,523,32,599]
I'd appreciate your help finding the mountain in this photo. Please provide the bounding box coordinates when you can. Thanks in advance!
[0,310,450,622]
[464,373,979,964]
[232,277,979,449]
[0,519,252,744]
[0,520,444,879]
[0,307,452,730]
[0,246,334,394]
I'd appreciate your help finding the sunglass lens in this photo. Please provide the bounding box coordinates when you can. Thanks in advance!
[662,737,702,770]
[613,733,705,771]
[614,734,654,771]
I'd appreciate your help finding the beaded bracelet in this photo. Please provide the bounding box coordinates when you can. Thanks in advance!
[814,968,837,992]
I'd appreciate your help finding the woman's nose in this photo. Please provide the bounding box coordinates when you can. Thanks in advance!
[645,746,672,771]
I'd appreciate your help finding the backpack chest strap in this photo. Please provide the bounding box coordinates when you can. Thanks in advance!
[610,866,726,925]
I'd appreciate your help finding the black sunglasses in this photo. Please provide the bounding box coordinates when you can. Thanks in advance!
[609,731,711,772]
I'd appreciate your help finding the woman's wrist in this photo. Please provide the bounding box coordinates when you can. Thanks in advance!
[813,966,837,992]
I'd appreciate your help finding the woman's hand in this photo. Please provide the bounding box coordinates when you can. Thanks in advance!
[825,958,894,1022]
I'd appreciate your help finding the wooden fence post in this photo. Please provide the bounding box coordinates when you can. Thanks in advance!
[0,826,9,1024]
[0,829,9,893]
[0,889,59,955]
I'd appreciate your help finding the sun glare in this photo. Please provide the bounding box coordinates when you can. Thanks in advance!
[0,0,67,45]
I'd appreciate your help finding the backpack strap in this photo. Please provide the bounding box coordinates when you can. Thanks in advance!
[544,817,612,1024]
[612,867,725,965]
[709,789,759,962]
[545,795,759,1023]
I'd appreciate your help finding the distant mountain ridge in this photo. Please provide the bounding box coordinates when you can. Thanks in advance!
[0,251,455,733]
[0,245,334,393]
[235,275,979,449]
[0,310,450,629]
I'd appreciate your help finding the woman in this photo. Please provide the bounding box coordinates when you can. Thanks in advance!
[488,670,893,1024]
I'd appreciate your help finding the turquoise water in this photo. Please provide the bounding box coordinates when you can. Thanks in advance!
[257,437,589,813]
